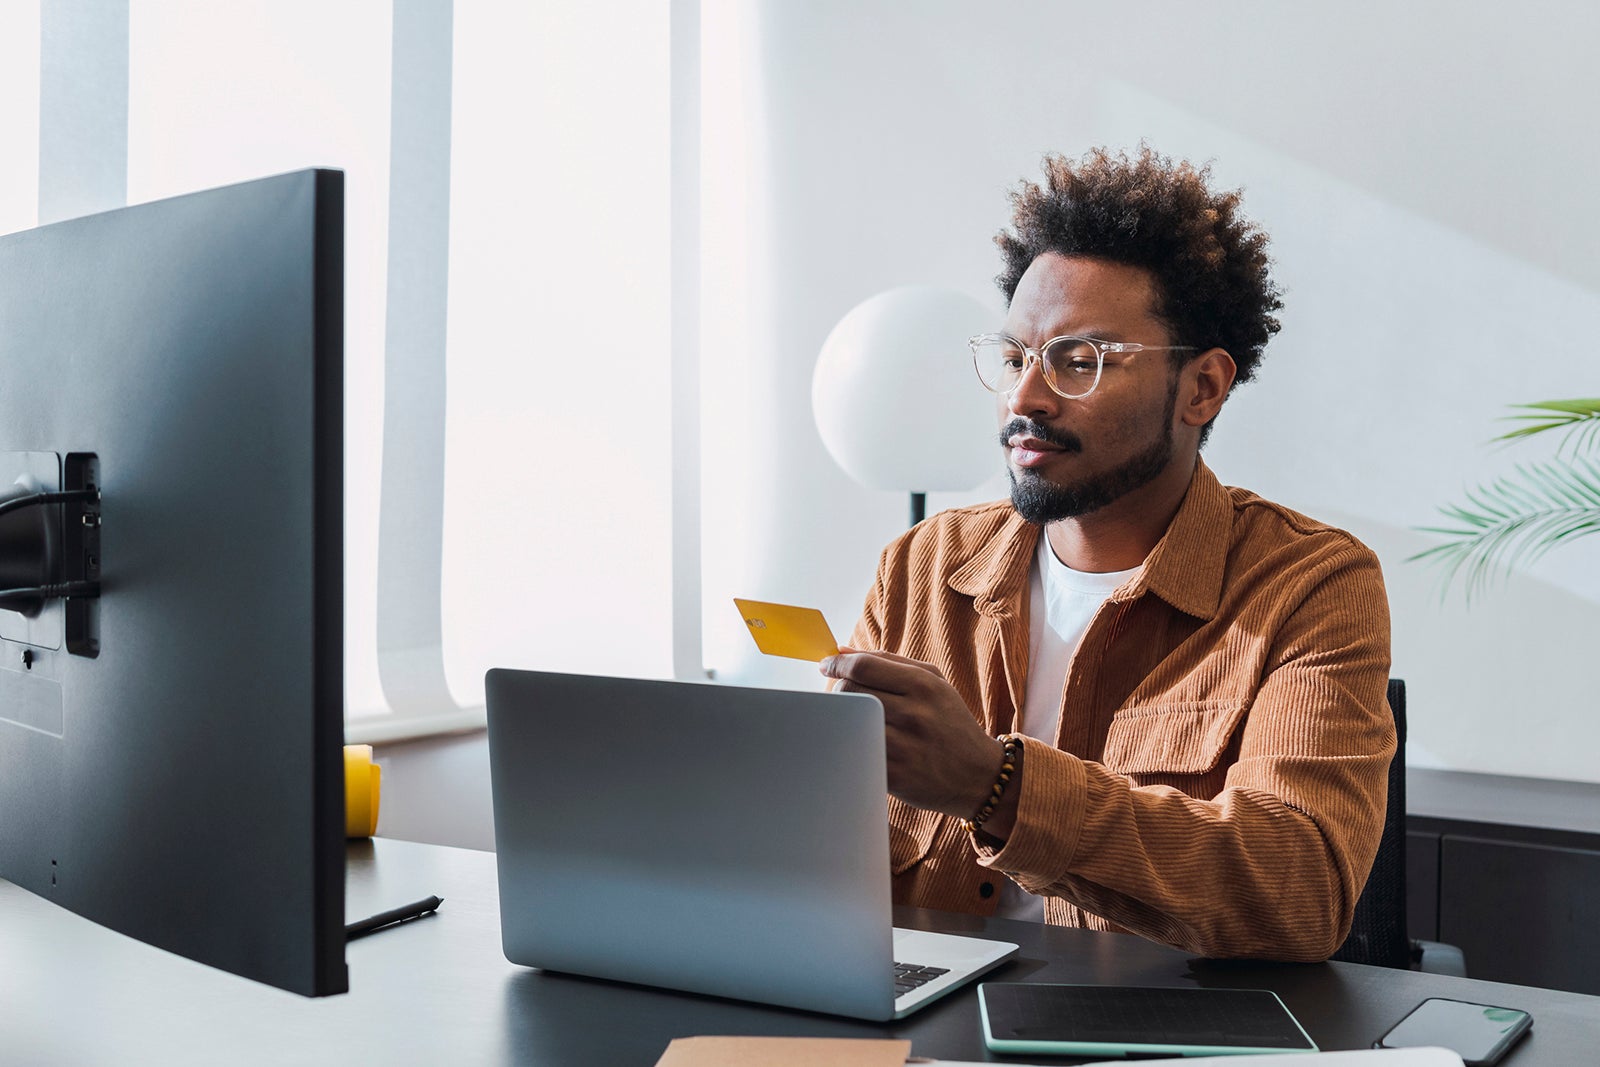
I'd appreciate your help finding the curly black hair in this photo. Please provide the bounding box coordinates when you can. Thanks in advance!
[996,145,1283,397]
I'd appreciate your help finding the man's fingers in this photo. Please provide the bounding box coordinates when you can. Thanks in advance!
[836,645,941,674]
[820,649,940,695]
[820,652,912,695]
[822,649,944,698]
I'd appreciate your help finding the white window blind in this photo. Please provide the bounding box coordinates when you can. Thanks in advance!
[438,0,676,713]
[0,2,42,235]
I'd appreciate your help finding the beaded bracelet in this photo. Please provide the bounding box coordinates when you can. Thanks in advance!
[963,735,1022,834]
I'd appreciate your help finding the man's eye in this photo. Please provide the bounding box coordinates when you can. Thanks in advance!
[1062,358,1099,375]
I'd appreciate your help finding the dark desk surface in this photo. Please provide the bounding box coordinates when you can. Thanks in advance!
[2,837,1597,1065]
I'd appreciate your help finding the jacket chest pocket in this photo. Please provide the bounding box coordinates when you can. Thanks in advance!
[1100,699,1249,777]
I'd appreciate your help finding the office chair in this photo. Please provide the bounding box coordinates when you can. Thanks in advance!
[1331,679,1465,974]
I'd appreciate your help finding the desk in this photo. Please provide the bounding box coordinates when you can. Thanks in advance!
[1,838,1596,1065]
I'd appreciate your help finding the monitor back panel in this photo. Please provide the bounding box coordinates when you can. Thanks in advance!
[0,170,346,995]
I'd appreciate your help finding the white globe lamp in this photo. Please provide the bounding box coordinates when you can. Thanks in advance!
[812,286,999,525]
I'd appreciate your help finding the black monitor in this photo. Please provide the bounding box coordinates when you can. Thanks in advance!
[0,170,347,996]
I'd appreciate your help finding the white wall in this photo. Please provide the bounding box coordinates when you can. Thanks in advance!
[380,0,1600,849]
[370,732,496,851]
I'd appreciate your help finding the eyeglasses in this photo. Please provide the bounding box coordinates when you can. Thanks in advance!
[967,333,1196,400]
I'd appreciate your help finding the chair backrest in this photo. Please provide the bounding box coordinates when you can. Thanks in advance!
[1330,678,1410,968]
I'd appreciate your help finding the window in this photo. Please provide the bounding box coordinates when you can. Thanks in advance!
[14,1,683,741]
[0,2,40,236]
[440,2,674,708]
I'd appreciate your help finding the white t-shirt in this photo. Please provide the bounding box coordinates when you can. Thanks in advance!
[994,533,1139,922]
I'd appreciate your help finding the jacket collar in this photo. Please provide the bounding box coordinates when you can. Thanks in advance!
[947,458,1231,622]
[947,507,1038,620]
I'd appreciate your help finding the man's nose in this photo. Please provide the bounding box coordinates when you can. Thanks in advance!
[1005,354,1061,419]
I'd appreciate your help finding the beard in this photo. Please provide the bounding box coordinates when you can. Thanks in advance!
[1003,385,1177,524]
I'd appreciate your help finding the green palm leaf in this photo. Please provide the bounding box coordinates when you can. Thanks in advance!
[1495,397,1600,457]
[1409,454,1600,602]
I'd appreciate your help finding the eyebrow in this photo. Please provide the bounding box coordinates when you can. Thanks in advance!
[1001,328,1129,344]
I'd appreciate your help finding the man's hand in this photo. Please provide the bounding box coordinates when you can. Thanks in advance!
[821,647,1008,823]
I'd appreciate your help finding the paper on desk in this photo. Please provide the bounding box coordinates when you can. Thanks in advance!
[656,1036,910,1066]
[1075,1049,1465,1067]
[923,1048,1464,1067]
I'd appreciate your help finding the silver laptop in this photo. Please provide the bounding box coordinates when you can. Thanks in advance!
[484,668,1018,1021]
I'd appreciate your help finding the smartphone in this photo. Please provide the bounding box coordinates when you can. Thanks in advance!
[1376,997,1532,1066]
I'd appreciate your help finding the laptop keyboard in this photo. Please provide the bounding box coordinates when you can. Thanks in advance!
[893,962,951,998]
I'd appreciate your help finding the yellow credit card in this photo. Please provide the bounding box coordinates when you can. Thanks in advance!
[733,598,840,662]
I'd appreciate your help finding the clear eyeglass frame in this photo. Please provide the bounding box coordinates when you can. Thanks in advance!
[967,332,1197,400]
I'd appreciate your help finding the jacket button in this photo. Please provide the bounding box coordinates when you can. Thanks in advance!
[979,882,995,899]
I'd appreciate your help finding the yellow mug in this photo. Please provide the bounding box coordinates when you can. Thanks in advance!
[344,744,381,838]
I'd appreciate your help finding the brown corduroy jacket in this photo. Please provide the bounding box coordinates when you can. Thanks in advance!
[848,459,1394,961]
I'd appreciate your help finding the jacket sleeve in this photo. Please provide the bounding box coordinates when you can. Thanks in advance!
[845,538,951,875]
[975,545,1395,961]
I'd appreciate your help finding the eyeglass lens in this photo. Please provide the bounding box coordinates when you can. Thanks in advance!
[972,336,1102,398]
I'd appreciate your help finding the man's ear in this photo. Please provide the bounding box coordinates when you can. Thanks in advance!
[1180,348,1236,428]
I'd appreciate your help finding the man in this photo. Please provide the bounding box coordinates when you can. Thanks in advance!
[821,146,1394,962]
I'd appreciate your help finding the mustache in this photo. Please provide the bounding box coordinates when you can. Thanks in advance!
[998,418,1082,453]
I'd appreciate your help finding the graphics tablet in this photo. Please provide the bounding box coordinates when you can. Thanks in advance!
[979,983,1319,1057]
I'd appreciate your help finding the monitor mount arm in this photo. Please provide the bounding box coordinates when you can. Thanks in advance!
[0,488,101,616]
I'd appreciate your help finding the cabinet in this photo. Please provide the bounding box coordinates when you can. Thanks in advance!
[1406,770,1600,995]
